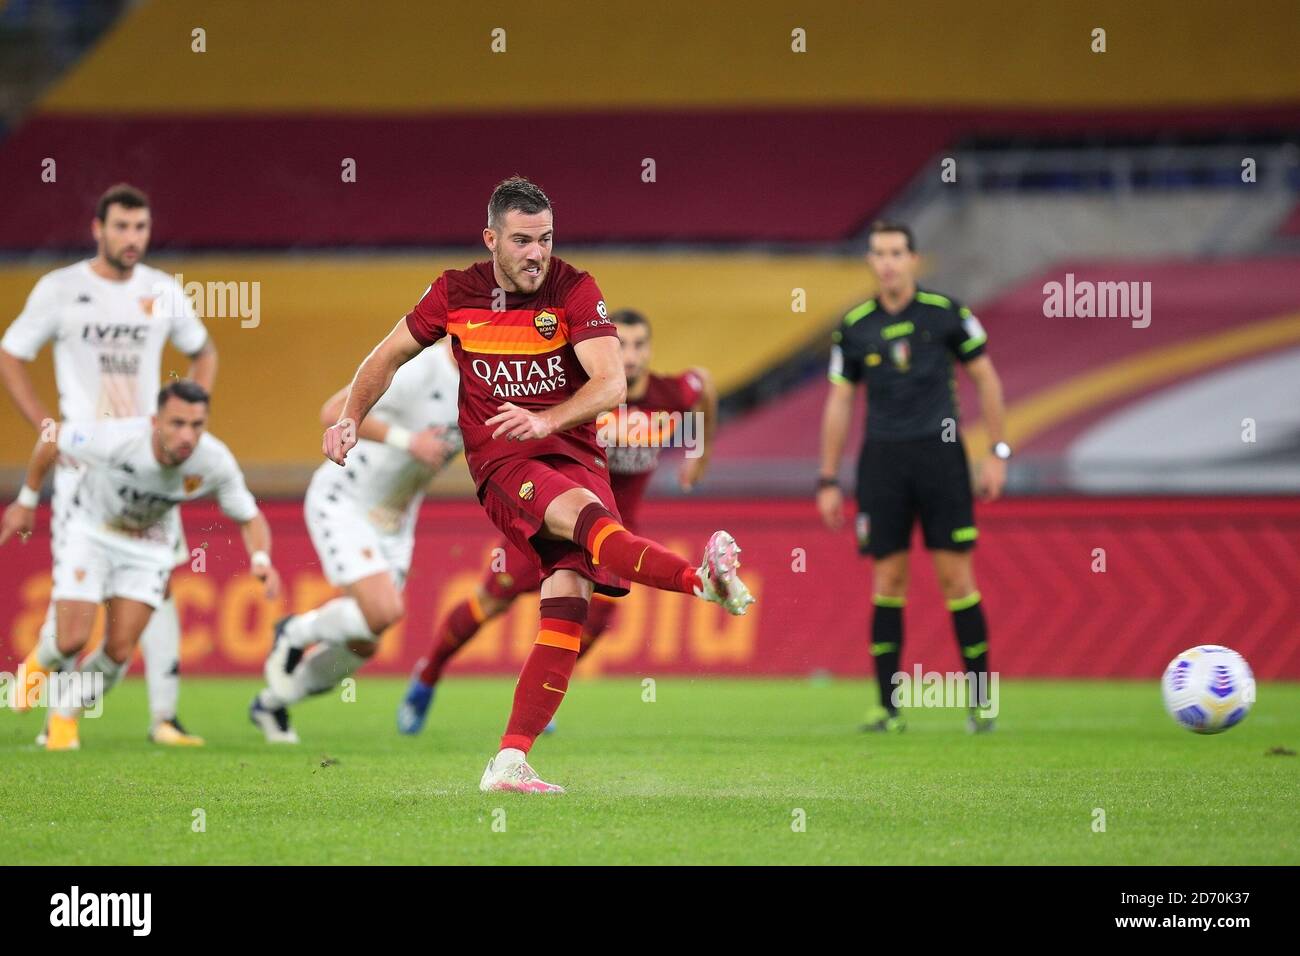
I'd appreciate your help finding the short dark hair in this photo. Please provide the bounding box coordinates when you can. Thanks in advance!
[96,183,150,222]
[158,379,210,409]
[487,176,552,230]
[868,220,915,253]
[610,308,651,336]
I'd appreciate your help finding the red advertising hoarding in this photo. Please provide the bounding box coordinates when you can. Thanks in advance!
[2,497,1297,679]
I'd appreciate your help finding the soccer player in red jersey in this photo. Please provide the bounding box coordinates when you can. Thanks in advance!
[324,178,752,793]
[395,308,717,735]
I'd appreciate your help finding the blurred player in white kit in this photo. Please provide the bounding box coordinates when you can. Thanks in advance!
[250,340,461,743]
[0,184,218,744]
[1,381,279,750]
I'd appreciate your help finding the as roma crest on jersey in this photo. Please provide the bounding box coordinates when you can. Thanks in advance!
[533,310,558,340]
[518,480,536,501]
[138,296,157,317]
[183,475,203,494]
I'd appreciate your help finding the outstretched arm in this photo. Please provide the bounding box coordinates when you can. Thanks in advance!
[323,319,425,465]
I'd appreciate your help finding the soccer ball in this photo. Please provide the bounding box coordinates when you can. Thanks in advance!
[1161,645,1255,734]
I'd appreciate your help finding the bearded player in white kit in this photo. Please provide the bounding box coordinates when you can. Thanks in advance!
[0,381,279,751]
[0,184,217,745]
[250,340,461,743]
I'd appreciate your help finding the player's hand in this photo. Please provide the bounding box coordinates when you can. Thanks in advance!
[486,403,554,442]
[253,562,282,600]
[679,454,709,492]
[816,485,844,530]
[0,503,35,546]
[978,457,1007,502]
[323,418,358,466]
[408,427,453,467]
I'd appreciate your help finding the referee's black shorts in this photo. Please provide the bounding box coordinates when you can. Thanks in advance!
[854,436,977,558]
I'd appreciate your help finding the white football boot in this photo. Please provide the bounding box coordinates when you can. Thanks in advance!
[479,748,565,794]
[249,695,300,744]
[694,530,755,615]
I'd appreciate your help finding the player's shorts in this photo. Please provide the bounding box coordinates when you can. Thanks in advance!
[52,462,188,575]
[855,436,977,558]
[51,523,172,608]
[304,478,414,589]
[478,454,629,597]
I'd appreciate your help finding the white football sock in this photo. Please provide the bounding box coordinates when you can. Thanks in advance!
[139,597,181,723]
[57,647,128,718]
[284,642,368,705]
[284,597,373,648]
[35,606,74,670]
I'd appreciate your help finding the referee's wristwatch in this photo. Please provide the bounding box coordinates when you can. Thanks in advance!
[991,441,1013,461]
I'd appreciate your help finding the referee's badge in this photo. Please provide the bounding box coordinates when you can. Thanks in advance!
[856,512,870,549]
[890,339,911,371]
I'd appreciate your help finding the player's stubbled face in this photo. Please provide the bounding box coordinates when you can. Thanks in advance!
[866,232,916,294]
[95,205,151,273]
[617,322,651,387]
[153,399,208,466]
[489,209,552,294]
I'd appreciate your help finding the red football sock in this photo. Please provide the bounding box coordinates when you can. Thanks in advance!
[574,503,700,594]
[577,595,619,659]
[418,595,486,685]
[499,596,587,753]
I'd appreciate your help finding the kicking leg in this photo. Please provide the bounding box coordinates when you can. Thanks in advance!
[552,488,754,615]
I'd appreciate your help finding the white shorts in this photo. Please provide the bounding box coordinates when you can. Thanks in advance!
[51,523,172,608]
[52,462,188,570]
[304,479,414,590]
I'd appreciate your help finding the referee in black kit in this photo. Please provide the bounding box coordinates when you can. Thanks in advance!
[816,221,1009,733]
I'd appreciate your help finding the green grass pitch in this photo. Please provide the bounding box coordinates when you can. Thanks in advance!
[2,678,1297,865]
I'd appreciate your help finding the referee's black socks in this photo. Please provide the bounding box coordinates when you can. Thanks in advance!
[870,595,905,715]
[948,592,990,709]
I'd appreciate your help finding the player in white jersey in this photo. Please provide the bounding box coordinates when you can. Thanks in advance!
[0,184,218,746]
[249,341,461,743]
[1,381,279,751]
